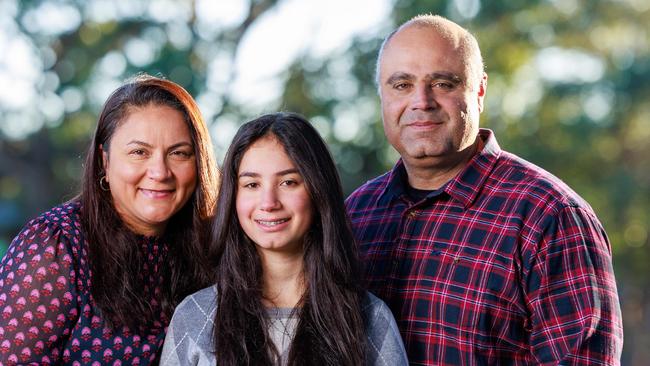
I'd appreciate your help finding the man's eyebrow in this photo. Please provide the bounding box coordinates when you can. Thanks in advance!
[428,72,463,83]
[385,71,463,86]
[385,72,416,85]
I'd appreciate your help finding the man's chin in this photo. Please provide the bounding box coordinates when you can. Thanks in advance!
[404,145,445,160]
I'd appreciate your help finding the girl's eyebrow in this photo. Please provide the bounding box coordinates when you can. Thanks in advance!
[238,168,300,179]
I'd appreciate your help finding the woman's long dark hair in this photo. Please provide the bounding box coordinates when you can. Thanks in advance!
[79,74,219,330]
[211,112,366,365]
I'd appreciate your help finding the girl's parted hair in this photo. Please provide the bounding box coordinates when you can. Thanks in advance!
[211,112,366,365]
[79,74,219,329]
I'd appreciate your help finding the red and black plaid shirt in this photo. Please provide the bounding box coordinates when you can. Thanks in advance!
[346,129,623,365]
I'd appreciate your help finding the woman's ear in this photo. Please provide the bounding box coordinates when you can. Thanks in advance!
[100,144,109,174]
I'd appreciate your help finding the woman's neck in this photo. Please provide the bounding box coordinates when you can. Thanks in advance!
[260,251,305,308]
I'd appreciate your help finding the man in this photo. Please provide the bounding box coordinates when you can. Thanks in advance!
[346,14,623,365]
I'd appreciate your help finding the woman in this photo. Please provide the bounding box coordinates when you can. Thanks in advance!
[0,75,219,364]
[161,112,407,365]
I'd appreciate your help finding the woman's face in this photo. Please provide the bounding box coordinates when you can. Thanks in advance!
[102,104,197,236]
[235,136,313,257]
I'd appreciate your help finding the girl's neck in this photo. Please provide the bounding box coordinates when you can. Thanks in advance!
[260,250,305,308]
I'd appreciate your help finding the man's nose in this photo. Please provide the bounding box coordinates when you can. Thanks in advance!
[410,84,438,110]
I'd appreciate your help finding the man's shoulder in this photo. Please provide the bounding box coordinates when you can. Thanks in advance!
[492,150,590,209]
[346,171,393,208]
[351,170,393,196]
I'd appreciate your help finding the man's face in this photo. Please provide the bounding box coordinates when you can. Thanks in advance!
[378,25,486,169]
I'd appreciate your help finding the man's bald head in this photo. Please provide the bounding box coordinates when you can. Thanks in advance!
[375,14,485,91]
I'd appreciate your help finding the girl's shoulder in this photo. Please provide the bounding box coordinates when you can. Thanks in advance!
[362,291,386,313]
[171,285,218,327]
[362,291,410,365]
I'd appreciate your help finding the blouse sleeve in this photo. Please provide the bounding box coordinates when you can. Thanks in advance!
[0,215,79,365]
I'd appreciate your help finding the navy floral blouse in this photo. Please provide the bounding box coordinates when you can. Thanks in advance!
[0,201,169,365]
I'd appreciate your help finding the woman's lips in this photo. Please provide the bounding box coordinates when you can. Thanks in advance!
[139,188,174,198]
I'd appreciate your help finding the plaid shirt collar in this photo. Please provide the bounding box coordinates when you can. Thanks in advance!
[378,128,502,209]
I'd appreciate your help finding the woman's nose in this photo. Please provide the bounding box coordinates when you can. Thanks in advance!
[147,154,172,181]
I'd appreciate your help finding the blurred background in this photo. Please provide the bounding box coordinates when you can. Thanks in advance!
[0,0,647,363]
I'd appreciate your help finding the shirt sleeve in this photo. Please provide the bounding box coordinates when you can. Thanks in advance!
[0,217,79,365]
[526,205,623,365]
[365,294,409,366]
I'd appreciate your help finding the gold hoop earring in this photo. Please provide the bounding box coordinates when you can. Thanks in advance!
[99,176,110,191]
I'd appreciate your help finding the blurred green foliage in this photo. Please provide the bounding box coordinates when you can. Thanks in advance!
[0,0,648,364]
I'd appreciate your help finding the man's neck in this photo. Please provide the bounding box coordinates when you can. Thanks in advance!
[404,138,480,190]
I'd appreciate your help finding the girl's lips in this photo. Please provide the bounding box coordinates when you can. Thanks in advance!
[254,218,290,231]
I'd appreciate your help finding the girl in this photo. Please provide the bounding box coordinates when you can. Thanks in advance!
[161,112,407,365]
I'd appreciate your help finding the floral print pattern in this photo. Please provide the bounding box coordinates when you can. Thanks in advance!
[0,202,168,365]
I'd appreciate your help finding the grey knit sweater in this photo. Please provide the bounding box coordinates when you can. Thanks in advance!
[160,286,408,365]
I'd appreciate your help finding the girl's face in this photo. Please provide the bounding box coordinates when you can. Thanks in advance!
[235,136,313,257]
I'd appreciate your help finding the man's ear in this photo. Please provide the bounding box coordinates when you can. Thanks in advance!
[477,72,488,113]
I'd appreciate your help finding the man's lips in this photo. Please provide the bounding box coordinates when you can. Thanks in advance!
[406,120,443,129]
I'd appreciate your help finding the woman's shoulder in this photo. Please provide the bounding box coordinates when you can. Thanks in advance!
[18,200,83,241]
[5,201,84,260]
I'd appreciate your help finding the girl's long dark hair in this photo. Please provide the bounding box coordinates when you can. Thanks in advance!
[211,112,366,365]
[79,74,219,330]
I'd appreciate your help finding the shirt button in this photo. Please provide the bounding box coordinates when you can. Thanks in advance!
[408,210,418,218]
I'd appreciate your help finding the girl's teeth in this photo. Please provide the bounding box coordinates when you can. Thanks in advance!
[257,219,288,226]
